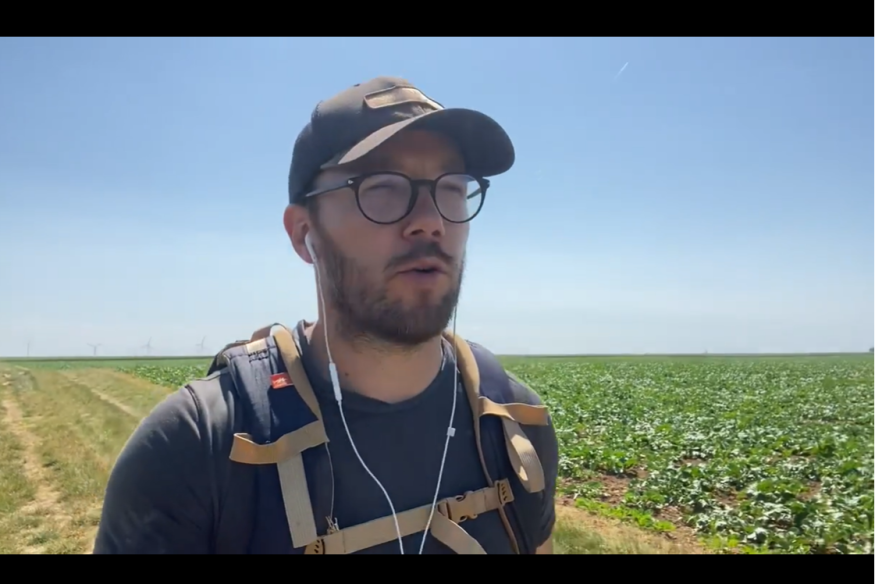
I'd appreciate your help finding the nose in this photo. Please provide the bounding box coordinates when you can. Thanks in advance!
[401,184,446,241]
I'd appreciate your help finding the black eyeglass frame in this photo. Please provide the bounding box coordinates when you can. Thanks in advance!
[300,171,490,225]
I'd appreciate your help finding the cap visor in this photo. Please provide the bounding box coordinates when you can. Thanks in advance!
[321,108,515,177]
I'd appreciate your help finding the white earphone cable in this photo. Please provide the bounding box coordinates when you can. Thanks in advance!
[418,304,459,554]
[309,235,457,555]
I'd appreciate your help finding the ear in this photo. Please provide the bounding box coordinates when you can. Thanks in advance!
[283,204,314,264]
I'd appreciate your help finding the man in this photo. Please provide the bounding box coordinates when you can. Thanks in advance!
[93,76,559,554]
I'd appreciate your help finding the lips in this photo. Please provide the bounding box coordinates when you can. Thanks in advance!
[396,259,447,275]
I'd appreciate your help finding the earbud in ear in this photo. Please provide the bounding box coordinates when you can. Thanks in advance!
[304,233,316,263]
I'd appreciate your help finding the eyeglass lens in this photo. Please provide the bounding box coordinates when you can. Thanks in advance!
[357,173,483,223]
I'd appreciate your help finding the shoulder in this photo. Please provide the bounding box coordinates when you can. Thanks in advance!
[113,367,236,472]
[466,340,559,551]
[506,369,545,406]
[504,367,557,468]
[467,340,545,406]
[466,340,556,457]
[93,369,238,553]
[135,366,240,455]
[184,368,241,444]
[120,370,230,457]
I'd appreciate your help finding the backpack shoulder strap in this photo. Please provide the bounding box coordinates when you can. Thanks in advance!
[207,340,248,376]
[443,331,551,554]
[212,323,332,553]
[468,341,549,494]
[206,322,285,376]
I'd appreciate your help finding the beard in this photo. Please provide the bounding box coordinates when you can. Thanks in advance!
[311,221,464,349]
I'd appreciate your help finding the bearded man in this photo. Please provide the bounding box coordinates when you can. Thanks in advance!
[93,77,559,555]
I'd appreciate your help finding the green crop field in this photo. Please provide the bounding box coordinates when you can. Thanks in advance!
[0,353,872,554]
[503,354,874,554]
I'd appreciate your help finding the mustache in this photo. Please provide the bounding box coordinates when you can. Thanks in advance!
[385,242,456,273]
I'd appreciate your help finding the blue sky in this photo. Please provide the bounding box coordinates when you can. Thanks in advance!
[0,37,872,356]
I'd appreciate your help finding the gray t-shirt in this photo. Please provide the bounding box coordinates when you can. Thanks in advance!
[93,322,558,554]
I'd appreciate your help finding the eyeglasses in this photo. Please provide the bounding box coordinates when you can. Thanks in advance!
[302,171,489,225]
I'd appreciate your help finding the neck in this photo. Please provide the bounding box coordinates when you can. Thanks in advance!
[304,317,445,404]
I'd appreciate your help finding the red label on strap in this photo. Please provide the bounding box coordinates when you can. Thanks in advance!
[270,373,292,389]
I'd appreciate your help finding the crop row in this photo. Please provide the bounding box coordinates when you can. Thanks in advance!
[122,355,874,554]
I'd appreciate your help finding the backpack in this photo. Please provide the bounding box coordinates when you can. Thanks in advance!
[198,322,551,554]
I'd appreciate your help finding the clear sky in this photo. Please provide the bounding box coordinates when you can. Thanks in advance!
[1,37,872,357]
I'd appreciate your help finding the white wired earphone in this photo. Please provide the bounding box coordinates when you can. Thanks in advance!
[304,232,460,555]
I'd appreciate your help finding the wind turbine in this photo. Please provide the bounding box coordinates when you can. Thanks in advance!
[87,343,101,357]
[141,337,153,356]
[195,336,207,354]
[26,340,31,357]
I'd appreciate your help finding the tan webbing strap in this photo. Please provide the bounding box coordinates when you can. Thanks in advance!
[229,420,327,465]
[226,324,329,549]
[229,418,328,548]
[479,397,548,493]
[272,325,324,422]
[500,418,545,493]
[429,513,486,554]
[479,397,549,426]
[304,480,513,554]
[269,325,331,549]
[246,338,268,355]
[277,454,318,547]
[442,331,522,554]
[444,331,481,418]
[249,322,280,341]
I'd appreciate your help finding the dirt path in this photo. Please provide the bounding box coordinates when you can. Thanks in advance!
[87,388,140,419]
[60,369,169,419]
[1,396,71,554]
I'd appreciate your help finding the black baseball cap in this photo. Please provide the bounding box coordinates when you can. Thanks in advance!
[287,76,516,204]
